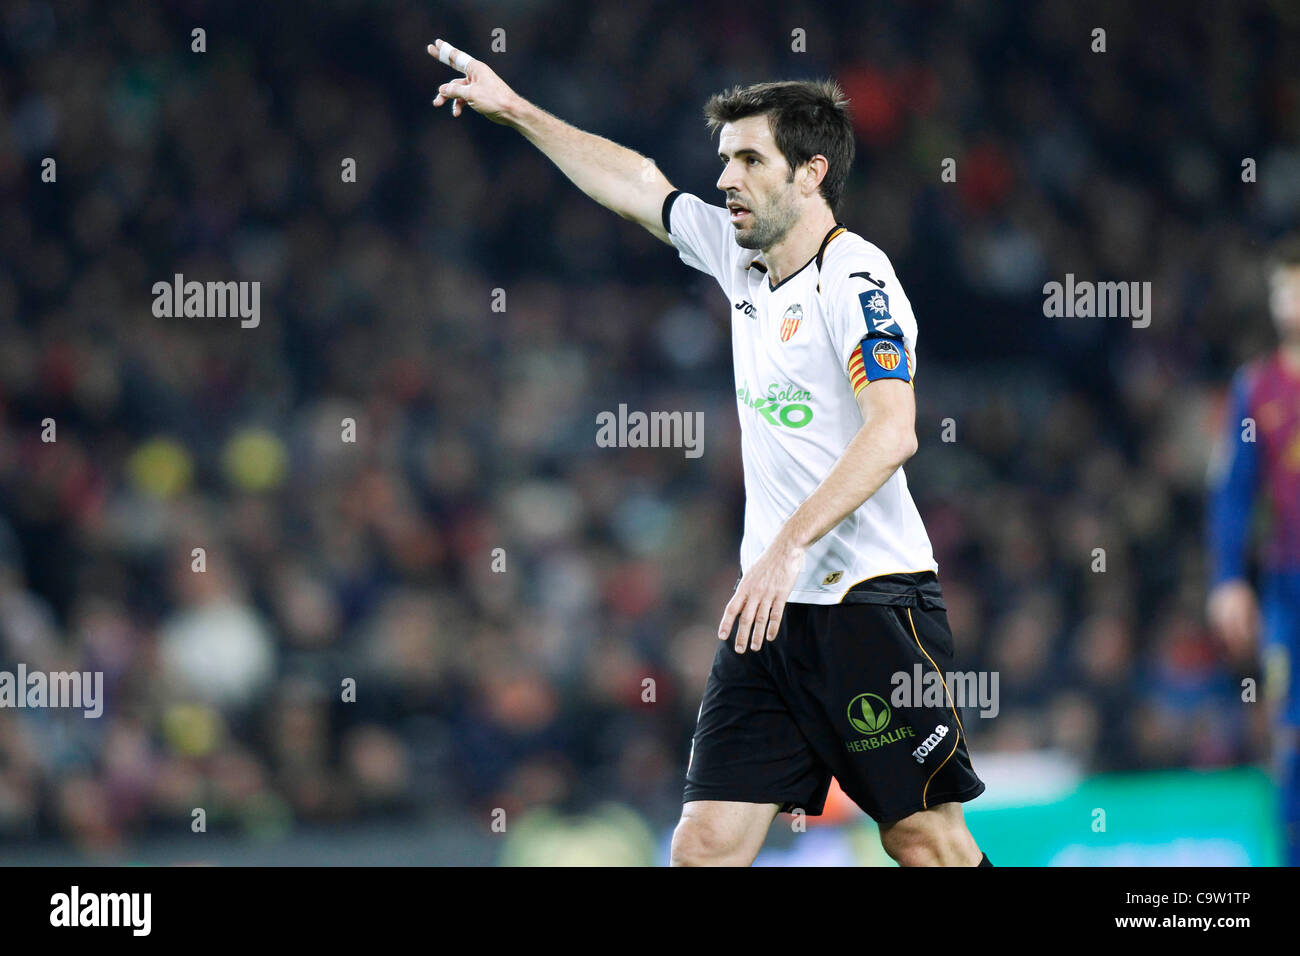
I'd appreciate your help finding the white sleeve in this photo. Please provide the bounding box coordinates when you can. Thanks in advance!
[662,191,737,283]
[822,246,918,395]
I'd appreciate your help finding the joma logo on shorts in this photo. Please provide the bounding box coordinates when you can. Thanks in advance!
[912,724,950,764]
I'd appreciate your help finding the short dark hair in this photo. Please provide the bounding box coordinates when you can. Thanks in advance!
[1268,236,1300,273]
[704,80,855,214]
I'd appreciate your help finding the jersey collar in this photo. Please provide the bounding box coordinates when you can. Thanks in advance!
[748,222,848,292]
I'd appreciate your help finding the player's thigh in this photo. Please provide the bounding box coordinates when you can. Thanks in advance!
[671,800,780,865]
[683,605,833,812]
[810,602,984,823]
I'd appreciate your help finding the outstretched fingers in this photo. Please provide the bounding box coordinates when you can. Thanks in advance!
[428,39,474,74]
[429,39,478,116]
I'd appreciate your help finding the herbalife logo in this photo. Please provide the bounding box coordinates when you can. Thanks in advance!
[847,693,890,734]
[844,692,915,754]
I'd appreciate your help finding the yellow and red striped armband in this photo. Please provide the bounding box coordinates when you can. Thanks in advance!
[850,337,913,395]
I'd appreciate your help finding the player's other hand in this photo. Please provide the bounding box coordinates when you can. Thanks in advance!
[1207,579,1260,657]
[428,38,517,124]
[718,541,806,654]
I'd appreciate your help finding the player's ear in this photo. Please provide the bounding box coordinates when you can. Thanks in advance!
[803,155,829,196]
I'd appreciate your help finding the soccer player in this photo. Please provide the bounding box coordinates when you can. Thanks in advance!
[429,38,989,867]
[1207,238,1300,867]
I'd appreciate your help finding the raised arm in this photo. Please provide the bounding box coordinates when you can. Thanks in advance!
[428,38,675,243]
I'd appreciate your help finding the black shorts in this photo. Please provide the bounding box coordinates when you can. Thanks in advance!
[683,571,985,825]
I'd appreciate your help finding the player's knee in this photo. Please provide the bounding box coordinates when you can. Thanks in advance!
[881,822,941,867]
[880,809,976,867]
[670,816,748,867]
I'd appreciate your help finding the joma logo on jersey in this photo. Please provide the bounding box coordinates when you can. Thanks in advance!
[736,382,814,429]
[734,299,757,317]
[780,303,803,342]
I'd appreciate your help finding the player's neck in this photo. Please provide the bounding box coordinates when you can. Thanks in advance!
[761,207,839,286]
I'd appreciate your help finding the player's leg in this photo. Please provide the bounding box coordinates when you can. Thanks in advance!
[670,800,780,866]
[1260,573,1300,866]
[1277,727,1300,867]
[878,800,983,866]
[793,593,988,865]
[675,603,833,866]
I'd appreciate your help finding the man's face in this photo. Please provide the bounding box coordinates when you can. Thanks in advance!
[1270,265,1300,341]
[716,115,800,251]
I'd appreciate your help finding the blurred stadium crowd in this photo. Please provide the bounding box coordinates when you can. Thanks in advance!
[0,0,1298,854]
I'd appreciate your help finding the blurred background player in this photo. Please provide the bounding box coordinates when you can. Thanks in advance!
[1207,238,1300,866]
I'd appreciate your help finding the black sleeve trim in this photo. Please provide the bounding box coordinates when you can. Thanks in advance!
[813,223,847,271]
[661,189,683,235]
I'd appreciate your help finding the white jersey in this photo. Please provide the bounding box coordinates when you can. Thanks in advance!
[663,190,938,604]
